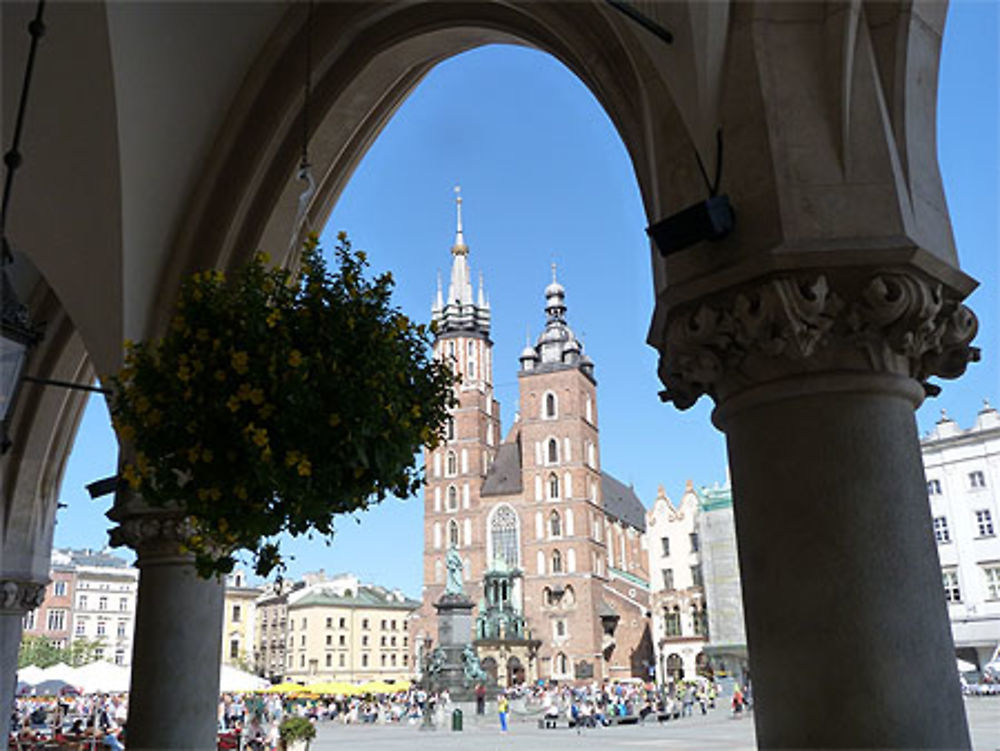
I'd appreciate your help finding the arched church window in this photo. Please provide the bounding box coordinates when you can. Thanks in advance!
[556,652,568,675]
[549,511,561,538]
[489,504,520,569]
[448,519,459,548]
[563,585,575,607]
[447,485,458,512]
[548,438,558,464]
[446,450,457,477]
[543,586,553,606]
[552,549,563,574]
[549,473,559,500]
[545,392,557,418]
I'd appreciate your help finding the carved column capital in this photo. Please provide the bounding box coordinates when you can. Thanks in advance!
[0,578,48,614]
[108,505,199,567]
[653,269,980,412]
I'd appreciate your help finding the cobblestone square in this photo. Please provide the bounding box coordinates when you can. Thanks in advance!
[311,698,1000,750]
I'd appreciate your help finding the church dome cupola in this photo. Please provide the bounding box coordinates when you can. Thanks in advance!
[519,263,594,380]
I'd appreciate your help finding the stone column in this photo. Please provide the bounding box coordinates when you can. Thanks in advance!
[0,579,46,741]
[109,507,224,751]
[654,269,978,748]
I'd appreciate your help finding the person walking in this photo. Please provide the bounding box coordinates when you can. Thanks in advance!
[497,693,509,732]
[475,683,486,716]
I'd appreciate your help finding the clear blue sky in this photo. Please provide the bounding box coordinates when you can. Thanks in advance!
[56,3,998,598]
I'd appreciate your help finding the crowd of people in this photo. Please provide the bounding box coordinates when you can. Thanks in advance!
[10,678,749,750]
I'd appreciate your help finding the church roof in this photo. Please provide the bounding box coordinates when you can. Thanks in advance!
[601,471,646,532]
[518,264,594,381]
[481,442,523,496]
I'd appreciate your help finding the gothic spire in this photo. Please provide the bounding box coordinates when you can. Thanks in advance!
[431,186,490,338]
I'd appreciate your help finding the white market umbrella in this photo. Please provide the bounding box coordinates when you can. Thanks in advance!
[40,662,83,685]
[957,658,977,673]
[75,660,130,693]
[17,665,46,684]
[219,664,269,692]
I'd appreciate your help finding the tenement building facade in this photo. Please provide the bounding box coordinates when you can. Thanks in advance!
[416,194,652,683]
[924,402,1000,670]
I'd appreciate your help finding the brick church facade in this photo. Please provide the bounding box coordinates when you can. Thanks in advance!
[415,192,652,683]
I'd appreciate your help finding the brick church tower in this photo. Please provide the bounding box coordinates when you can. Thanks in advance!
[414,191,651,684]
[415,189,500,647]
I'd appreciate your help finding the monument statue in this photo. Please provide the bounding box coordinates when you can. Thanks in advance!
[461,643,488,685]
[445,545,463,595]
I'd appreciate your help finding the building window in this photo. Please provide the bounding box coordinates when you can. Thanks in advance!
[114,650,124,666]
[692,604,708,637]
[98,596,108,611]
[362,636,369,647]
[361,654,368,667]
[392,620,397,631]
[230,639,240,659]
[489,504,520,569]
[933,516,951,544]
[446,451,458,477]
[689,533,700,553]
[339,617,346,628]
[555,620,566,637]
[552,550,563,574]
[94,647,104,661]
[339,653,346,667]
[300,655,305,668]
[339,634,346,646]
[96,622,106,636]
[302,618,307,629]
[927,479,942,495]
[665,606,681,637]
[691,565,703,588]
[549,474,559,500]
[660,537,670,557]
[970,471,987,489]
[78,595,88,610]
[119,598,128,612]
[380,636,386,647]
[984,565,1000,600]
[326,654,332,668]
[74,621,84,636]
[326,635,332,646]
[555,652,568,675]
[976,509,995,537]
[46,609,65,631]
[301,635,306,646]
[232,605,241,622]
[448,519,460,548]
[447,485,458,512]
[545,393,557,419]
[662,569,674,590]
[585,396,593,423]
[943,569,961,603]
[23,611,36,630]
[117,621,126,638]
[446,418,455,441]
[326,617,332,628]
[54,581,67,597]
[549,511,562,538]
[548,438,558,464]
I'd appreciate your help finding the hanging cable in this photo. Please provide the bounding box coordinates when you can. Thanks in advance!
[2,0,47,266]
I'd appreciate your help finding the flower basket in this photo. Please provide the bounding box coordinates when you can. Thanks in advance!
[278,716,316,751]
[110,233,454,576]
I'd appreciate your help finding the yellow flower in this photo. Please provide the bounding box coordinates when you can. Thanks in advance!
[257,252,271,264]
[249,388,264,405]
[234,485,248,500]
[297,458,312,477]
[266,309,281,328]
[231,351,249,374]
[284,450,300,468]
[261,446,273,462]
[188,446,201,463]
[122,464,141,490]
[177,365,192,382]
[252,427,268,447]
[288,350,303,368]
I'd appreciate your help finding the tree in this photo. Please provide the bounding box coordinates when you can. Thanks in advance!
[18,635,106,668]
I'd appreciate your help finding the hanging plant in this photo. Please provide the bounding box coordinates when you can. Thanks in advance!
[109,232,455,577]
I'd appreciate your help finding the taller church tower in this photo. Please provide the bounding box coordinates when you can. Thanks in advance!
[415,189,500,646]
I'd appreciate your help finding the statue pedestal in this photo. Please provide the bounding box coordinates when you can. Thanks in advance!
[426,592,482,702]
